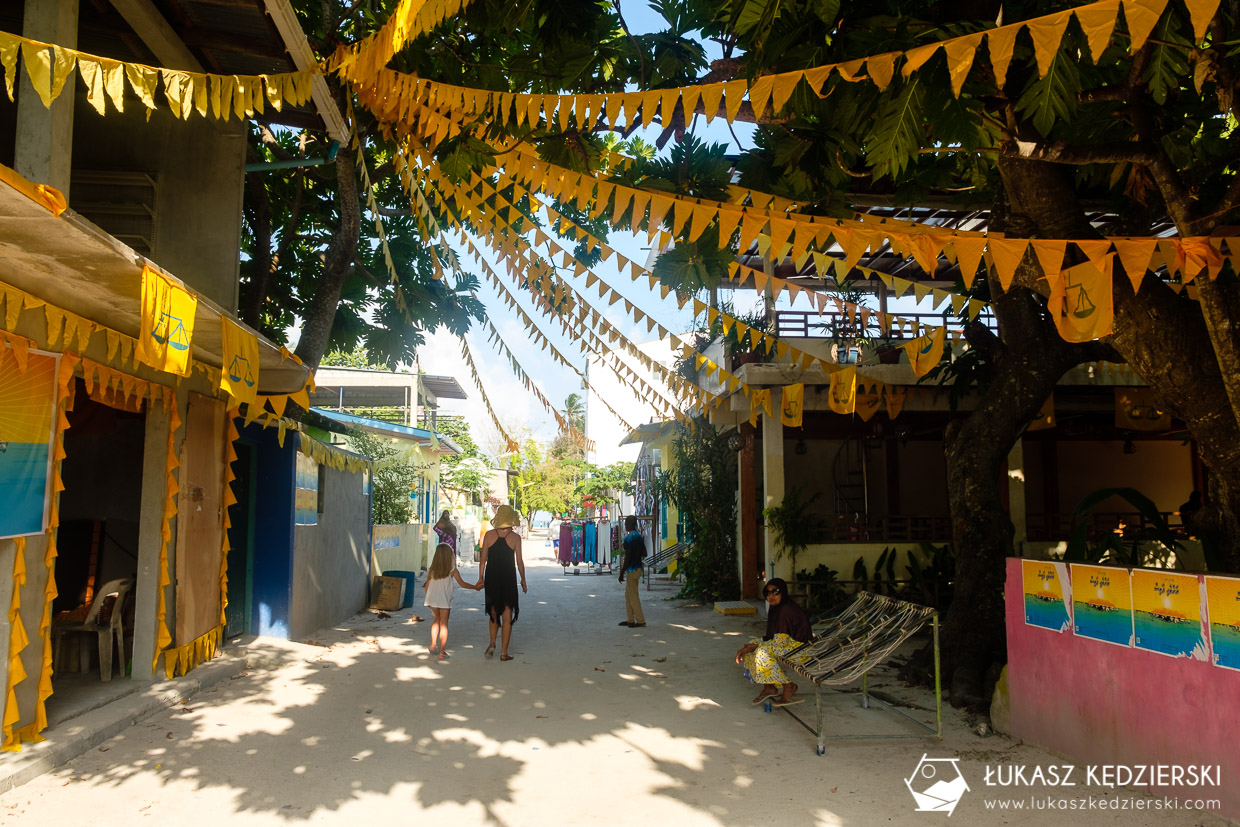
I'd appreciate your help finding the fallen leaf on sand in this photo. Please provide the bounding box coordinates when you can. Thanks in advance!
[375,611,391,620]
[407,615,424,623]
[594,667,605,672]
[653,657,667,663]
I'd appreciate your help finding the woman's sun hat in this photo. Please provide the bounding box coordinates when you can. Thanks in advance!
[492,504,521,528]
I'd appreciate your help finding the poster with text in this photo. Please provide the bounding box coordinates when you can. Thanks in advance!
[1070,564,1133,647]
[1022,559,1072,632]
[0,348,59,539]
[1205,575,1240,671]
[295,451,318,526]
[1131,570,1208,660]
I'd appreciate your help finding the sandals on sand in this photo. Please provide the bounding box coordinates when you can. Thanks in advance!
[500,654,514,661]
[771,697,804,707]
[751,690,778,706]
[485,645,495,659]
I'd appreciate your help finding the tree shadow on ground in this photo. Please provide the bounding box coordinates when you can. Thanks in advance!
[13,567,949,825]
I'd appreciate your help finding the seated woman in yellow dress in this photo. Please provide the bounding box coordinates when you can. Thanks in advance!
[735,578,813,707]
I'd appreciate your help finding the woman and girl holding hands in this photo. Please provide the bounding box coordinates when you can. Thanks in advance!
[423,505,526,661]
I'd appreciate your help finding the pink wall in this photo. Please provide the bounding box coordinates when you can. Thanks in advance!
[1004,558,1238,820]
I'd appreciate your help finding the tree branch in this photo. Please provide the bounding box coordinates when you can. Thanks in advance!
[610,0,646,90]
[999,139,1159,166]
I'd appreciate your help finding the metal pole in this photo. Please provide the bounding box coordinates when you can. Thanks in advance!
[933,614,943,739]
[861,659,870,709]
[816,685,825,755]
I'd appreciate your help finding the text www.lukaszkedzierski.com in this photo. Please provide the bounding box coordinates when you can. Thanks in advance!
[983,796,1221,812]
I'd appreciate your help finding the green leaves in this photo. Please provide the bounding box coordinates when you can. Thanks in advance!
[1143,13,1191,106]
[865,77,925,180]
[652,227,734,296]
[1014,48,1080,137]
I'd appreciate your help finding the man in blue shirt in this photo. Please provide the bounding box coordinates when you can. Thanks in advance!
[618,515,646,627]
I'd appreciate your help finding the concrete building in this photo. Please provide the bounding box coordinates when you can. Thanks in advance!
[0,0,352,750]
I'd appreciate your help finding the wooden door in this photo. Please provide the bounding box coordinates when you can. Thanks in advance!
[174,392,226,645]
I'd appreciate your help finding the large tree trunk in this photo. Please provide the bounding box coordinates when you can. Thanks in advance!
[1001,156,1240,571]
[940,160,1117,706]
[294,120,360,371]
[241,168,273,330]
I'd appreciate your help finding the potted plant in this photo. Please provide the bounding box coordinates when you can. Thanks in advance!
[874,335,905,364]
[726,307,773,369]
[762,486,823,576]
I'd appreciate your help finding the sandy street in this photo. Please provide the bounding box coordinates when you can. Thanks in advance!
[0,532,1226,826]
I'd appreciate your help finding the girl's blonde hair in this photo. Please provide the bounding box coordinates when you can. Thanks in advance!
[427,543,455,580]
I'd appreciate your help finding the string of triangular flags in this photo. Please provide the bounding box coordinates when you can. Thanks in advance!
[457,335,522,455]
[392,141,678,428]
[0,30,313,120]
[346,0,1220,137]
[405,146,717,417]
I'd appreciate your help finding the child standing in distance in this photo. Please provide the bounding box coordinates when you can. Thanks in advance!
[424,543,478,660]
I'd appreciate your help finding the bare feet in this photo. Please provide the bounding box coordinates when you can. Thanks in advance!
[500,654,514,661]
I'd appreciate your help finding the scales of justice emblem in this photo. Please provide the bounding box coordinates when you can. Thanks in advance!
[151,311,191,350]
[1064,269,1097,320]
[228,355,256,387]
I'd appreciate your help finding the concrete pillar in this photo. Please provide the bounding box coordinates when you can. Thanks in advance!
[131,402,171,680]
[1008,440,1028,546]
[0,541,13,727]
[761,393,786,581]
[15,0,78,195]
[737,425,758,599]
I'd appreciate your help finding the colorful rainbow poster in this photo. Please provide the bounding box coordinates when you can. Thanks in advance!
[295,451,318,526]
[1205,576,1240,671]
[0,347,59,539]
[1022,560,1071,632]
[1070,564,1133,647]
[1131,570,1208,660]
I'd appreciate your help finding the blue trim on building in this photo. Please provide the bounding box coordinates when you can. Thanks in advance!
[239,422,296,638]
[310,407,459,453]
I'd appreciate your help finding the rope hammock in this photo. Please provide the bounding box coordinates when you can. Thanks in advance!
[775,591,943,755]
[783,591,937,687]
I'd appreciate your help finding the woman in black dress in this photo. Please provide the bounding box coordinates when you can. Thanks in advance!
[475,505,526,660]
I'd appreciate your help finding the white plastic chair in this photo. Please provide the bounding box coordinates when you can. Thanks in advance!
[52,577,134,681]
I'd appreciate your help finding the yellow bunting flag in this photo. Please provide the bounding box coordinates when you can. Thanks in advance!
[1115,388,1170,431]
[749,388,772,427]
[1049,259,1113,342]
[1027,393,1056,431]
[136,265,196,376]
[904,326,946,378]
[828,367,857,415]
[220,317,259,407]
[855,387,882,422]
[885,385,907,419]
[781,383,804,428]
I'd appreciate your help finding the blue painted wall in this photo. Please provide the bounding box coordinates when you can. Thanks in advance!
[238,421,295,638]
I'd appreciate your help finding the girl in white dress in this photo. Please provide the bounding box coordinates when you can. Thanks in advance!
[424,543,478,660]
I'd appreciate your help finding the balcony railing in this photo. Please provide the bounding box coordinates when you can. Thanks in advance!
[1027,511,1186,542]
[805,511,1187,544]
[775,309,997,340]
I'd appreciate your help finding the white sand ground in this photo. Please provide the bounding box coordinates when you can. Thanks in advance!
[0,529,1227,826]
